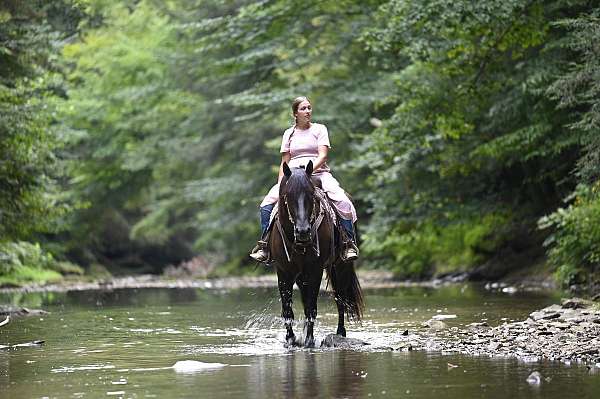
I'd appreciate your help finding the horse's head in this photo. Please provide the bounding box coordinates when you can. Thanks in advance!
[280,161,316,245]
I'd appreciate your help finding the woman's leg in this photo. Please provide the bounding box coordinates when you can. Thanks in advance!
[251,183,279,262]
[339,218,359,262]
[318,173,359,261]
[250,203,275,262]
[260,203,275,235]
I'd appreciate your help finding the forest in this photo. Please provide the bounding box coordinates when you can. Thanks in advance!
[1,0,599,288]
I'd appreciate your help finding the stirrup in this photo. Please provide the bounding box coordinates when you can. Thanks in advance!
[249,240,269,262]
[341,242,359,262]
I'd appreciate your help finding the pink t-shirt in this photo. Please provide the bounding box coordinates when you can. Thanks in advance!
[280,123,331,172]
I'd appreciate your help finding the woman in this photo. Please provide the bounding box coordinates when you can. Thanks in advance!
[250,96,359,262]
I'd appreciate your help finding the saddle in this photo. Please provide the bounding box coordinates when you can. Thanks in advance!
[264,187,348,267]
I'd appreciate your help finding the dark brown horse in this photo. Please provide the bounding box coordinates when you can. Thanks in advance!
[269,160,364,347]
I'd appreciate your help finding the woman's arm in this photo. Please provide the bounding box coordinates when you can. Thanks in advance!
[277,152,291,183]
[311,145,329,173]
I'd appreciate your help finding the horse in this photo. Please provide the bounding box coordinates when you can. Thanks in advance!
[268,160,364,347]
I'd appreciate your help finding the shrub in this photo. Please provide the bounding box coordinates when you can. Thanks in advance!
[0,241,82,286]
[539,183,600,286]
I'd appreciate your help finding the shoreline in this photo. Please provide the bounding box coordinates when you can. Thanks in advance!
[402,298,600,366]
[0,270,559,295]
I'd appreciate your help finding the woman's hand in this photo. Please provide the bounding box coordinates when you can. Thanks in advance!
[311,145,329,173]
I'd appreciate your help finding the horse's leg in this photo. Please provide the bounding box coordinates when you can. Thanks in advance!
[302,268,323,348]
[295,275,311,347]
[330,266,347,337]
[277,270,296,346]
[335,296,347,337]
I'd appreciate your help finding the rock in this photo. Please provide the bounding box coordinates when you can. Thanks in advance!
[424,319,447,330]
[502,286,518,294]
[564,317,584,324]
[402,329,409,336]
[526,371,542,385]
[432,314,457,321]
[488,342,502,350]
[561,298,591,309]
[530,311,560,321]
[12,340,44,348]
[466,322,489,328]
[395,343,414,351]
[320,334,369,349]
[172,360,226,373]
[464,338,488,345]
[0,307,48,317]
[548,322,570,330]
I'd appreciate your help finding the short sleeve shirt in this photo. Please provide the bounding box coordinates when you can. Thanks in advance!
[280,123,331,172]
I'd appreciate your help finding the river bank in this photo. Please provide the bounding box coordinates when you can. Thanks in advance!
[400,297,600,366]
[0,269,560,294]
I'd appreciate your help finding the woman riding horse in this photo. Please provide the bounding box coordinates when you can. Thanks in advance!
[249,96,363,347]
[250,96,359,262]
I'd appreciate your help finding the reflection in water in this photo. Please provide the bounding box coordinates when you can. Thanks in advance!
[243,351,367,399]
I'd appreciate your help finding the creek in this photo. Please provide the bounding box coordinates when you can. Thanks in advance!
[1,283,600,398]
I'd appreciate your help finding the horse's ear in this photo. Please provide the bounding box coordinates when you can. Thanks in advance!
[305,160,313,176]
[283,162,292,177]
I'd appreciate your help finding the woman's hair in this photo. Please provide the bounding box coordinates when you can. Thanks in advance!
[291,96,310,117]
[287,96,310,148]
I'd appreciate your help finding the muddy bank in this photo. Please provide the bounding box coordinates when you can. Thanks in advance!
[400,298,600,365]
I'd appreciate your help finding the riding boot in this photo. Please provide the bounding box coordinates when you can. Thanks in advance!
[249,204,274,262]
[340,218,359,262]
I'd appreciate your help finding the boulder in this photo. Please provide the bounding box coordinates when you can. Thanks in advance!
[320,334,369,349]
[561,298,592,309]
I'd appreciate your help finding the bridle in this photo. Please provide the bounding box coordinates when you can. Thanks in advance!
[282,192,318,249]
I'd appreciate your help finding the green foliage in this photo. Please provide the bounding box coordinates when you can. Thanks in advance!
[5,0,600,283]
[356,0,593,275]
[0,1,79,240]
[57,1,203,269]
[363,213,509,277]
[57,0,388,270]
[0,241,66,285]
[539,184,600,285]
[539,8,600,286]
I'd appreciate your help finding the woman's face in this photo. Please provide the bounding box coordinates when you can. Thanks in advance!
[295,100,312,126]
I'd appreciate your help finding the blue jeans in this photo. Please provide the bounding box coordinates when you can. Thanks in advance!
[260,204,275,236]
[340,218,355,241]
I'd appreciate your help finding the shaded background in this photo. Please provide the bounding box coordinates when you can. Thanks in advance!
[1,0,599,288]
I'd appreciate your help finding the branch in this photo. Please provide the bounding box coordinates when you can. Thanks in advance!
[470,0,537,89]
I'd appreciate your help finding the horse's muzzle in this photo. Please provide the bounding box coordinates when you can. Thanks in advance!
[294,227,311,245]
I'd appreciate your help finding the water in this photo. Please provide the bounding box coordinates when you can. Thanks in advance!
[1,284,600,398]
